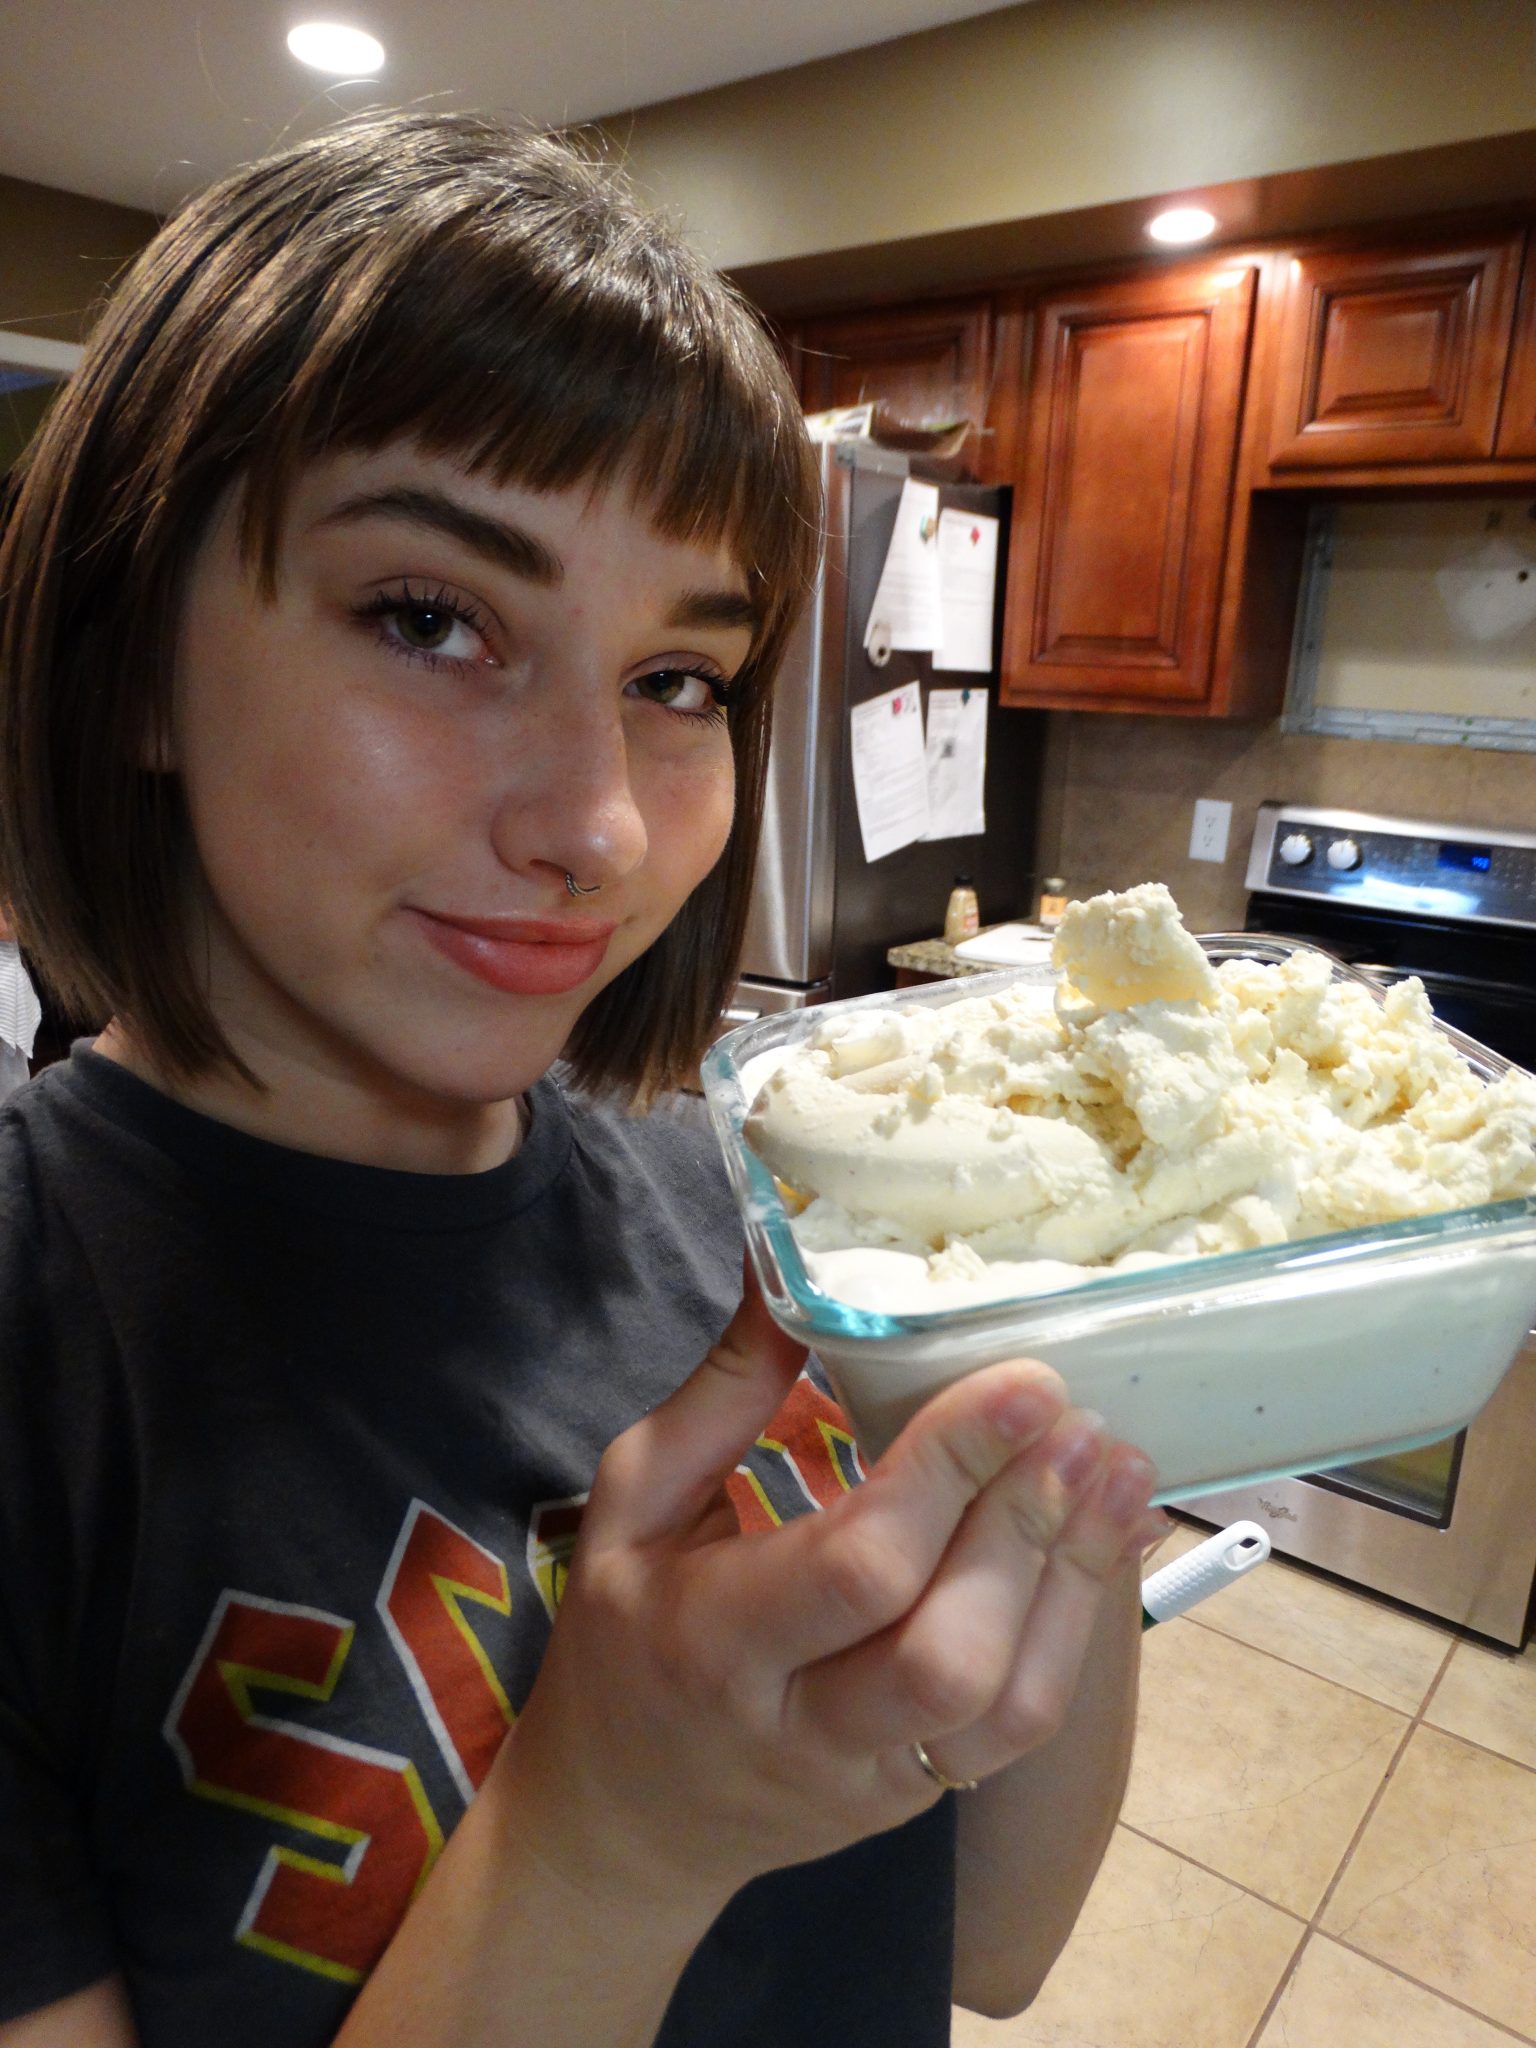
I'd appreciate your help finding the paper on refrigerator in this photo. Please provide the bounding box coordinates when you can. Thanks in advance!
[863,479,943,654]
[921,687,988,840]
[932,510,999,671]
[849,681,931,862]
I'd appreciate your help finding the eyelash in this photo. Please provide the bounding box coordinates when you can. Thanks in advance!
[353,580,737,726]
[637,669,735,728]
[353,581,496,673]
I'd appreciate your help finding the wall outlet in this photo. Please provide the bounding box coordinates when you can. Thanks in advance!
[1189,797,1232,863]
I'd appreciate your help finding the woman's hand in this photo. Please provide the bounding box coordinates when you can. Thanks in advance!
[496,1276,1160,1924]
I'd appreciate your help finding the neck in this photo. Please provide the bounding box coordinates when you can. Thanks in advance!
[92,1019,530,1175]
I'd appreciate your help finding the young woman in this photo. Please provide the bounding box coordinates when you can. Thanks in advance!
[0,112,1162,2047]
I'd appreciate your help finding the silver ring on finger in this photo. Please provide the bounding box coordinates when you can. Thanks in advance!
[912,1739,979,1793]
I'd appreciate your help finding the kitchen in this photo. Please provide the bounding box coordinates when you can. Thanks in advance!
[4,2,1536,2042]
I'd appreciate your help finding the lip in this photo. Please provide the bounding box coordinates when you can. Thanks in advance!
[413,908,617,997]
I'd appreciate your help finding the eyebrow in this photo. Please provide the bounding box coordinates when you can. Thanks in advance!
[666,588,759,635]
[312,484,759,635]
[313,486,564,584]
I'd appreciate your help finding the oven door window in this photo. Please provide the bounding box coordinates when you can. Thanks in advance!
[1307,1431,1463,1525]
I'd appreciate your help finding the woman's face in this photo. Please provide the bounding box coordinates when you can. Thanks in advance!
[165,444,751,1158]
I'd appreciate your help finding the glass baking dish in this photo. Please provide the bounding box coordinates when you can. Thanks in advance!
[700,937,1536,1503]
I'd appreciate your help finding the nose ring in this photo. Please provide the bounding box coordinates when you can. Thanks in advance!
[565,872,602,897]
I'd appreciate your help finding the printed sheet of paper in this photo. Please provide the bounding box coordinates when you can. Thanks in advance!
[849,681,931,862]
[933,509,1000,671]
[921,687,988,840]
[863,479,943,653]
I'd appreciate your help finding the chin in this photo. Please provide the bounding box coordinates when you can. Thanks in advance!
[390,1036,571,1109]
[328,936,658,1108]
[333,1003,571,1110]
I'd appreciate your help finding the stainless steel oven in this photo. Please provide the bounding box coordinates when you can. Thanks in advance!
[1184,803,1536,1647]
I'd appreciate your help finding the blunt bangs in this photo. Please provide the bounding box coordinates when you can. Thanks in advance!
[229,127,815,675]
[0,112,820,1099]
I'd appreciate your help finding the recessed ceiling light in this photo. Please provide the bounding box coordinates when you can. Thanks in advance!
[1147,206,1217,246]
[286,22,386,74]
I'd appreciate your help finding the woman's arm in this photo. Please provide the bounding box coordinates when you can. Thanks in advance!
[0,1294,1154,2048]
[0,1977,138,2047]
[952,1560,1144,2018]
[327,1286,1156,2048]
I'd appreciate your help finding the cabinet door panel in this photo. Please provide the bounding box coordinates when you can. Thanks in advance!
[1042,315,1206,664]
[1002,261,1256,708]
[1267,236,1522,469]
[795,300,990,427]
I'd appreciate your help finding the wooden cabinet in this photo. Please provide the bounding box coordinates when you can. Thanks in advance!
[792,299,991,433]
[1494,249,1536,456]
[774,209,1536,722]
[1265,232,1524,472]
[999,258,1259,713]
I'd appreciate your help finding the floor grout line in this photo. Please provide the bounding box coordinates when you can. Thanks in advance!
[1015,1559,1536,2048]
[1172,1604,1536,1779]
[1410,1713,1536,1778]
[1325,1934,1536,2046]
[1232,1627,1499,2048]
[1115,1821,1311,1925]
[1129,1607,1536,2048]
[1178,1605,1441,1716]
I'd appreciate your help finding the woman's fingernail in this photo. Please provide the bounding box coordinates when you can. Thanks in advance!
[992,1379,1059,1442]
[1047,1414,1106,1489]
[1102,1457,1158,1524]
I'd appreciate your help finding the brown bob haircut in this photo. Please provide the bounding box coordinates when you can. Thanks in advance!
[0,110,820,1103]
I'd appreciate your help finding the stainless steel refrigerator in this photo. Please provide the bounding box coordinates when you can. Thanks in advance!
[728,439,1044,1030]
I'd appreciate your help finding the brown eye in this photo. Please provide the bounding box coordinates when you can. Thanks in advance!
[628,668,723,715]
[360,588,492,669]
[639,671,688,706]
[396,606,456,651]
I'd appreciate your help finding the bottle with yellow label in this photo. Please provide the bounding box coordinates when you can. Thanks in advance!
[944,874,980,946]
[1037,876,1069,929]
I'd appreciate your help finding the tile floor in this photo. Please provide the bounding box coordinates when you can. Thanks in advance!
[952,1518,1536,2048]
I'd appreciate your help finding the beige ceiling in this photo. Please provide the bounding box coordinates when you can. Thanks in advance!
[2,0,1032,213]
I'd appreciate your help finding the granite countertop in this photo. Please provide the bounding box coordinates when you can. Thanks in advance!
[886,929,1011,978]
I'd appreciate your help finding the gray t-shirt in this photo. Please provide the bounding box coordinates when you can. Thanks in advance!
[0,1048,954,2044]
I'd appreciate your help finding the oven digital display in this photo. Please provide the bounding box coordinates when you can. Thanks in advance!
[1437,842,1492,874]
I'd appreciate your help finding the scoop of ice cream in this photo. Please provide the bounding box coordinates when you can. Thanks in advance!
[1052,881,1220,1013]
[1074,1001,1247,1150]
[745,1052,1122,1242]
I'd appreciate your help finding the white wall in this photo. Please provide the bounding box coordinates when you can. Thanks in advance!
[604,0,1536,281]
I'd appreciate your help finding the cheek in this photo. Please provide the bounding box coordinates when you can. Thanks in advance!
[646,741,736,883]
[178,619,461,882]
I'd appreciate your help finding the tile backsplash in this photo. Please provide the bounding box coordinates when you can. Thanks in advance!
[1038,713,1536,931]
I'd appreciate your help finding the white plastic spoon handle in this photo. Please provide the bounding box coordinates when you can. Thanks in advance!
[1141,1521,1271,1627]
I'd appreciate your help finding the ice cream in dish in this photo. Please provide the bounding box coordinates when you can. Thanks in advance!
[743,884,1536,1316]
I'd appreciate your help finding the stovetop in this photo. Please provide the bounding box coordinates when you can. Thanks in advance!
[1243,802,1536,1069]
[1247,803,1536,935]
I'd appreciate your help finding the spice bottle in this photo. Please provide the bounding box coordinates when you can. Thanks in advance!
[1037,876,1069,929]
[944,874,980,946]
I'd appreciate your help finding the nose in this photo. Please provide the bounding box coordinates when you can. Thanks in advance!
[489,692,648,893]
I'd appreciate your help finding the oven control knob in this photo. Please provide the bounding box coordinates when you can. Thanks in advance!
[1327,837,1362,872]
[1277,832,1314,867]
